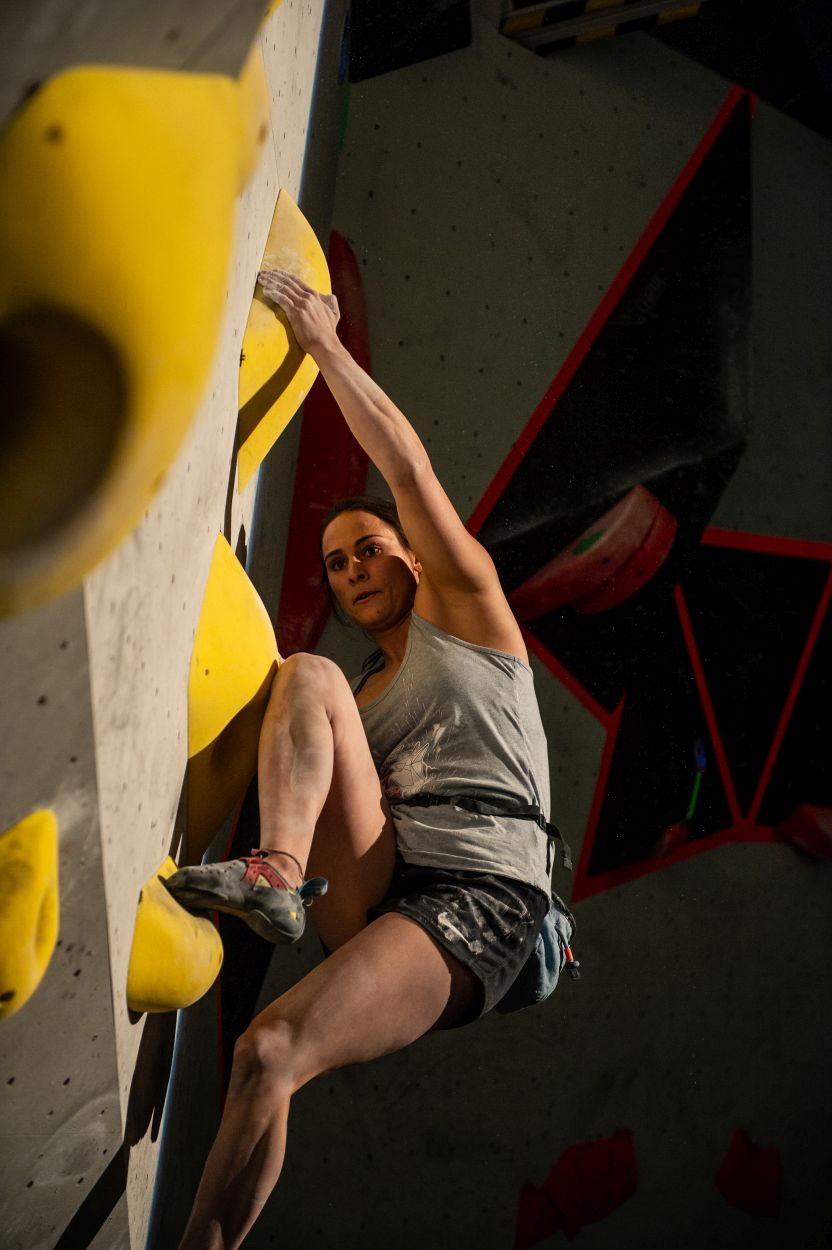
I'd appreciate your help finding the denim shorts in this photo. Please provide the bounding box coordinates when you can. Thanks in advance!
[367,854,551,1026]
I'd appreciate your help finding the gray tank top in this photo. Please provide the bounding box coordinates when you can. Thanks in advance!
[351,613,552,896]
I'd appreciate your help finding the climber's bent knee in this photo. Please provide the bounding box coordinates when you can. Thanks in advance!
[269,652,351,712]
[231,1018,300,1095]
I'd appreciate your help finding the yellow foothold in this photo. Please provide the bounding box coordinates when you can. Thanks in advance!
[126,857,223,1014]
[237,189,331,490]
[0,810,59,1022]
[0,61,267,617]
[187,534,280,860]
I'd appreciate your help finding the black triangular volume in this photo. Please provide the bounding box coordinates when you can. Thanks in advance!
[757,574,832,827]
[482,93,752,620]
[586,603,734,876]
[683,546,830,817]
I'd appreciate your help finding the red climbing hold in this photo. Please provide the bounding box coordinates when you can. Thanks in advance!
[778,805,832,859]
[508,486,666,620]
[715,1128,783,1216]
[573,502,677,614]
[514,1127,637,1247]
[649,820,689,858]
[514,1182,558,1250]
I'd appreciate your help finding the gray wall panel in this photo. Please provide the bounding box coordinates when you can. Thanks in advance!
[713,102,832,540]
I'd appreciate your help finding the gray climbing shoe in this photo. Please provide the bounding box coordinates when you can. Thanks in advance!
[164,849,328,944]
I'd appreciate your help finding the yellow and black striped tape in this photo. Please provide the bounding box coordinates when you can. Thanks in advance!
[501,0,701,48]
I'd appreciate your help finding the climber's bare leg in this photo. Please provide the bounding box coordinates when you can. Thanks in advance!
[255,652,396,949]
[177,910,479,1250]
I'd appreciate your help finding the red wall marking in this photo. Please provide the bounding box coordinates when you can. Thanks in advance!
[703,527,832,562]
[560,527,831,904]
[569,697,625,901]
[523,625,615,728]
[747,564,832,823]
[467,85,747,539]
[673,583,742,826]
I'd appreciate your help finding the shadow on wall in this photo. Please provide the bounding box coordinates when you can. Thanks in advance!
[52,1011,176,1250]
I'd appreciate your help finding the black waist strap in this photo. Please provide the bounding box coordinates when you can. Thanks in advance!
[390,791,573,873]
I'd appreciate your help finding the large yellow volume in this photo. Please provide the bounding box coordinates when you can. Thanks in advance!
[127,857,224,1013]
[237,189,331,490]
[187,534,280,861]
[0,45,269,617]
[0,810,59,1022]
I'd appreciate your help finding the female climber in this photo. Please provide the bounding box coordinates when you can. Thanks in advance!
[166,269,573,1250]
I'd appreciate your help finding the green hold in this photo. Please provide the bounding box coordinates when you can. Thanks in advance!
[572,529,606,556]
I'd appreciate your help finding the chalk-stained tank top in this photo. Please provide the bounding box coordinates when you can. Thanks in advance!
[351,613,552,897]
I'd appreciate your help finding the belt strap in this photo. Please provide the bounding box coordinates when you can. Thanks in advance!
[391,792,573,872]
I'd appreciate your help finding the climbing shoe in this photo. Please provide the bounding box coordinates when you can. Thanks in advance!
[163,849,328,944]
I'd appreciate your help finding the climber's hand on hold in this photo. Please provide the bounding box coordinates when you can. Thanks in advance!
[257,268,340,356]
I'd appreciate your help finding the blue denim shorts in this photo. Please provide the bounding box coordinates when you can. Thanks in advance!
[367,854,552,1025]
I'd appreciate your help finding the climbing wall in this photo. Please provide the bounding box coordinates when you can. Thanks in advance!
[243,18,832,1250]
[0,2,345,1247]
[3,5,830,1250]
[0,0,269,127]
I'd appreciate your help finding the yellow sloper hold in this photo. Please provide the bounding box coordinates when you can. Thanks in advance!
[127,857,223,1014]
[0,55,269,618]
[187,534,280,862]
[0,810,59,1022]
[237,189,331,491]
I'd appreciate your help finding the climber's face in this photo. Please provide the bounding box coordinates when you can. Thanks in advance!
[322,510,421,632]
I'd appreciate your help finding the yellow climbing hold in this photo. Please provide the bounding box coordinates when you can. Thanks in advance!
[187,534,280,860]
[126,856,223,1014]
[237,189,331,490]
[0,810,59,1022]
[0,55,269,616]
